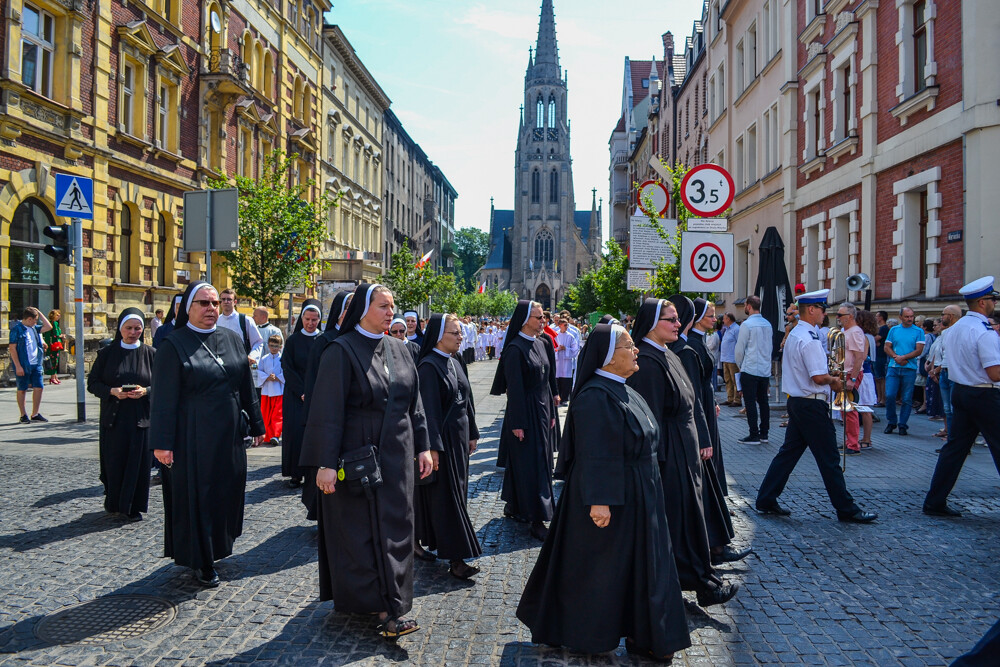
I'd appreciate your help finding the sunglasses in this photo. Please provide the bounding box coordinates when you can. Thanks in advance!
[389,328,406,335]
[192,300,220,308]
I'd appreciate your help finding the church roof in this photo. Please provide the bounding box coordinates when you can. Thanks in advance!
[532,0,560,80]
[483,209,595,271]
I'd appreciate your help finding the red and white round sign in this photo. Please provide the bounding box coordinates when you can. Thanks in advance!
[636,180,670,218]
[679,164,735,217]
[689,242,726,282]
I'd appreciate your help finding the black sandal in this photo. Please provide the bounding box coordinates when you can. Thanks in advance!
[860,441,872,449]
[377,616,420,639]
[625,638,674,662]
[449,560,480,580]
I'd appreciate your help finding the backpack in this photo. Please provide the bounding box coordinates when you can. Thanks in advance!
[238,313,251,354]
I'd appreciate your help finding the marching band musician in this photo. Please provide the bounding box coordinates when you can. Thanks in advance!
[755,289,878,523]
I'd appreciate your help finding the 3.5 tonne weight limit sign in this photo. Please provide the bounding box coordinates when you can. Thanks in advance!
[680,232,734,293]
[679,164,734,217]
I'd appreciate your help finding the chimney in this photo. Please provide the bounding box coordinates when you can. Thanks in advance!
[662,32,674,61]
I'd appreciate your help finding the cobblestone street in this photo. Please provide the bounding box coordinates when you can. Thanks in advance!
[1,361,998,666]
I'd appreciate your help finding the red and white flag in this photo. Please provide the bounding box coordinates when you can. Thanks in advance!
[416,249,434,268]
[477,282,486,294]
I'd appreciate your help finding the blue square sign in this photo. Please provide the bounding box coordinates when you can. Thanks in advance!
[55,173,94,220]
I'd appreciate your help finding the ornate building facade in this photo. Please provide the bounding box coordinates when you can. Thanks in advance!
[480,0,601,310]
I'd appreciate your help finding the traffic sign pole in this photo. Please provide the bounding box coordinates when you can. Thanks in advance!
[205,190,212,282]
[72,217,86,422]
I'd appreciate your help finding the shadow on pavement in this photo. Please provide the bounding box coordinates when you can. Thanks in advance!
[0,511,125,553]
[244,478,293,506]
[31,483,104,508]
[476,517,540,558]
[246,464,282,482]
[225,525,316,579]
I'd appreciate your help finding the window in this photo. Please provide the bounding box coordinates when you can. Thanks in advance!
[9,198,58,317]
[641,78,649,88]
[917,190,929,288]
[122,63,135,134]
[718,63,725,114]
[702,73,708,116]
[735,40,745,95]
[21,4,54,98]
[531,170,540,203]
[156,214,168,285]
[263,51,274,98]
[293,78,303,121]
[734,135,745,188]
[353,147,360,182]
[239,126,252,177]
[536,98,544,128]
[289,0,298,28]
[342,139,349,172]
[763,103,779,173]
[747,124,757,184]
[708,74,716,121]
[534,229,554,263]
[207,110,222,171]
[812,90,821,156]
[155,78,179,152]
[120,206,133,283]
[549,169,559,203]
[747,23,758,81]
[913,0,928,92]
[832,61,854,142]
[548,97,556,128]
[768,0,779,60]
[157,83,168,147]
[762,2,771,62]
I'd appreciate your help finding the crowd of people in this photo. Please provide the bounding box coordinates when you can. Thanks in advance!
[12,271,1000,660]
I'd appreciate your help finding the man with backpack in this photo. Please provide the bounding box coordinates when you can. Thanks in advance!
[217,288,264,364]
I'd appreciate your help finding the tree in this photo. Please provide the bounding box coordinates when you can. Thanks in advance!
[208,149,334,306]
[450,227,490,291]
[461,291,491,316]
[430,272,465,315]
[486,288,518,318]
[382,242,442,311]
[561,239,638,317]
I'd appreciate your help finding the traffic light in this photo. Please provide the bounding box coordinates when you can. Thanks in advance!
[43,224,73,265]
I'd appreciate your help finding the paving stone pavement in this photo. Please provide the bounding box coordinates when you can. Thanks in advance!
[1,363,998,666]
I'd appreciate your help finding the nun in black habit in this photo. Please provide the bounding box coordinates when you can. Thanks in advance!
[301,284,433,639]
[626,298,739,607]
[403,309,424,346]
[150,282,265,587]
[490,300,557,541]
[87,307,155,520]
[389,316,421,363]
[668,296,752,566]
[300,289,352,520]
[280,299,323,488]
[152,294,183,349]
[688,297,727,494]
[517,324,691,661]
[414,313,482,579]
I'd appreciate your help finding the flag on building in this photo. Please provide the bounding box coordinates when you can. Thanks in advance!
[416,249,434,268]
[477,282,486,294]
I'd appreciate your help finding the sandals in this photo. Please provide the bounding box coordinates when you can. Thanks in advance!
[449,561,480,580]
[780,421,789,428]
[860,441,872,449]
[377,616,420,639]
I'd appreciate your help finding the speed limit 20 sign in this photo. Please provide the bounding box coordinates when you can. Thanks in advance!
[680,231,734,293]
[679,164,734,217]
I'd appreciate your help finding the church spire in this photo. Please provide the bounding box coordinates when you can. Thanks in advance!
[531,0,560,81]
[589,188,602,256]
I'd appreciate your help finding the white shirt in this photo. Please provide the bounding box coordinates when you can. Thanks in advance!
[943,312,1000,387]
[734,313,773,377]
[781,321,831,398]
[217,311,264,358]
[256,352,284,395]
[24,325,39,363]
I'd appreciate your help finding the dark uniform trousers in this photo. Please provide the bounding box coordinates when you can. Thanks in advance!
[757,396,860,515]
[925,385,1000,508]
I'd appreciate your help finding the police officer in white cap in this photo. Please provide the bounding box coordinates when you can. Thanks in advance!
[756,289,878,523]
[923,276,1000,517]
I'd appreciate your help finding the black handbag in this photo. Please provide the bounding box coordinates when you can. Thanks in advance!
[338,444,383,497]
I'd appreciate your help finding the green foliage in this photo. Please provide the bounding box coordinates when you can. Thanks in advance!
[485,288,518,318]
[461,290,491,316]
[208,149,335,306]
[449,227,490,291]
[430,273,465,314]
[382,242,443,311]
[562,239,638,318]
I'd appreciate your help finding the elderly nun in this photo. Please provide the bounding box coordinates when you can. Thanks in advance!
[280,299,323,489]
[87,307,155,520]
[150,281,265,587]
[517,323,691,661]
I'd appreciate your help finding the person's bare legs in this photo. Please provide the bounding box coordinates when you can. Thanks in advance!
[30,388,43,416]
[861,412,873,443]
[16,390,27,417]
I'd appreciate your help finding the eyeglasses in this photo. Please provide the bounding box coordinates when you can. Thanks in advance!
[192,300,220,308]
[219,297,235,303]
[658,316,679,323]
[836,312,849,317]
[615,343,637,352]
[389,329,406,335]
[527,315,542,320]
[444,329,463,337]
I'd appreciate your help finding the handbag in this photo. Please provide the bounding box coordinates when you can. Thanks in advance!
[49,341,64,353]
[338,444,383,496]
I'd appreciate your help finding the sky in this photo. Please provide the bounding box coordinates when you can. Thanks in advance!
[326,0,704,238]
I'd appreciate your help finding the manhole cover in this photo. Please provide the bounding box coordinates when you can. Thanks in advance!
[35,595,176,645]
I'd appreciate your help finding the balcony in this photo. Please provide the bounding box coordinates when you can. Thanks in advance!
[201,48,252,99]
[612,188,630,205]
[612,150,629,170]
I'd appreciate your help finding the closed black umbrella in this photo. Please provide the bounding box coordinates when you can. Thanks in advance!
[754,226,792,360]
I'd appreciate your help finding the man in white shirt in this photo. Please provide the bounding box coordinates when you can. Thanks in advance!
[150,309,164,337]
[216,288,263,364]
[735,296,773,444]
[253,306,283,357]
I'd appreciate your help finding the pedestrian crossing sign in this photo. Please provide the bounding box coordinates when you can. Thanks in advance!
[55,173,94,219]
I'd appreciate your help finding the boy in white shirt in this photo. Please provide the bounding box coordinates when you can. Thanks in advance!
[257,335,284,446]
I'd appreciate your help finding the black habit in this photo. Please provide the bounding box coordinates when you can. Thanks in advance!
[300,329,430,617]
[495,333,556,522]
[672,336,735,548]
[517,375,690,657]
[87,332,155,517]
[415,350,482,561]
[688,329,727,493]
[627,340,720,592]
[281,329,320,480]
[150,324,265,571]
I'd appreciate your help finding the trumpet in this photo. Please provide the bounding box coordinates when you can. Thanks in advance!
[827,327,857,471]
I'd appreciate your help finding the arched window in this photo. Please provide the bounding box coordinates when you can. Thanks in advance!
[534,228,554,264]
[9,198,57,316]
[548,97,556,128]
[242,32,253,82]
[253,42,264,91]
[120,206,133,283]
[156,213,168,285]
[206,3,222,54]
[530,170,540,203]
[577,262,581,278]
[262,51,274,97]
[301,84,311,123]
[536,97,544,128]
[293,78,303,121]
[548,169,559,203]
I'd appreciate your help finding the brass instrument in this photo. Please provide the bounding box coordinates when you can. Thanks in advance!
[827,327,857,471]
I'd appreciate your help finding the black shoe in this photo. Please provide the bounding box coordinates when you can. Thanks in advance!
[696,581,740,607]
[738,436,760,445]
[449,560,480,580]
[923,503,962,517]
[413,546,437,562]
[898,426,908,436]
[884,424,896,434]
[711,545,754,565]
[529,521,549,541]
[759,434,769,443]
[503,505,529,523]
[30,414,48,422]
[19,415,30,424]
[755,501,791,516]
[197,568,220,587]
[838,509,878,523]
[287,478,302,489]
[847,448,861,456]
